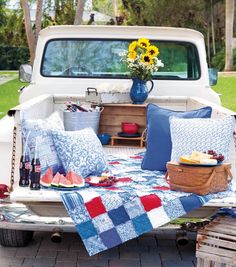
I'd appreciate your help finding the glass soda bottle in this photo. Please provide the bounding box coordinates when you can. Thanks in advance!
[30,158,41,190]
[24,154,30,186]
[19,155,26,186]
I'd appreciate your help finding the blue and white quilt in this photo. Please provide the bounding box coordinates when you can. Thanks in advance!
[60,154,234,256]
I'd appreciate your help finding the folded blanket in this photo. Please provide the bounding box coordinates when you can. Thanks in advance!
[60,154,234,255]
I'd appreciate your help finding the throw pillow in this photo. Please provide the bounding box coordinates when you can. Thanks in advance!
[51,128,108,177]
[141,104,212,171]
[170,116,235,162]
[21,111,64,175]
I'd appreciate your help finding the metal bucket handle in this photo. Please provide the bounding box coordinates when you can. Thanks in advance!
[99,106,104,113]
[87,87,98,96]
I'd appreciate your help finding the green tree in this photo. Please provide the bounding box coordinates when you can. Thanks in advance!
[0,0,7,26]
[121,0,206,31]
[1,9,27,47]
[93,0,115,17]
[54,0,76,25]
[225,0,235,71]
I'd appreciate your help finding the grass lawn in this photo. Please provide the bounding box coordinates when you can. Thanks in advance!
[213,75,236,112]
[0,78,22,119]
[0,73,235,120]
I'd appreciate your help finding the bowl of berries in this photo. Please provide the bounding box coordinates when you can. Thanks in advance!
[86,175,118,187]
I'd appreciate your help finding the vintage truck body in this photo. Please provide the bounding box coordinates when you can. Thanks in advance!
[0,26,235,247]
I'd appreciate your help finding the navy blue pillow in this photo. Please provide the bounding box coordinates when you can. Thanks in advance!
[141,104,212,171]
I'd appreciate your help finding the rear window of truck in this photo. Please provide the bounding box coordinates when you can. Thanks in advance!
[41,39,200,80]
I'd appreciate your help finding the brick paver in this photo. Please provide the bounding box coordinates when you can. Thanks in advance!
[0,230,197,267]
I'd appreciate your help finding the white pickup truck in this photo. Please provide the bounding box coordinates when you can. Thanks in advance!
[0,25,235,247]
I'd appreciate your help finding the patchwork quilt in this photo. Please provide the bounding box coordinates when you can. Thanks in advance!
[60,154,234,256]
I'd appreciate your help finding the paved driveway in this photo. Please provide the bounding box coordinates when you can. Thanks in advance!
[0,230,197,267]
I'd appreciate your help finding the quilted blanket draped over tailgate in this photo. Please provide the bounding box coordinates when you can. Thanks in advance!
[60,154,234,256]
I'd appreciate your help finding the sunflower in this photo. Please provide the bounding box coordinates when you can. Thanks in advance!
[128,51,137,60]
[137,38,150,49]
[129,41,137,52]
[147,45,159,57]
[141,53,153,64]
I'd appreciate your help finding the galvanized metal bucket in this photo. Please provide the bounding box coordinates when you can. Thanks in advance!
[63,109,103,133]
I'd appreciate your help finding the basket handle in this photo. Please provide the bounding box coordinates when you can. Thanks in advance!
[225,165,233,181]
[167,169,216,192]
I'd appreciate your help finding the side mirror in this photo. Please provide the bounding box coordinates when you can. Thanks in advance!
[19,64,32,83]
[208,68,218,86]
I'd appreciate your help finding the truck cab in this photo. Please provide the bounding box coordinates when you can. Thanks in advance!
[20,25,220,104]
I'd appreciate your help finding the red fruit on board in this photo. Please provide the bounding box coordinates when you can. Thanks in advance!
[51,172,61,187]
[0,184,9,199]
[66,171,84,187]
[40,167,53,187]
[59,175,74,188]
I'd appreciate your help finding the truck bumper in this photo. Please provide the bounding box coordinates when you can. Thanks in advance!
[0,202,76,232]
[1,199,235,233]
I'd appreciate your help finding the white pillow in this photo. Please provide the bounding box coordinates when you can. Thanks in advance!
[21,112,64,175]
[170,116,235,162]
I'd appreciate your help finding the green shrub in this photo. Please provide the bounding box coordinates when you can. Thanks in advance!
[0,46,29,70]
[211,48,236,71]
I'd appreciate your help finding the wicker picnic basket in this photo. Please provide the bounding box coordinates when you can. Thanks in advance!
[165,162,233,195]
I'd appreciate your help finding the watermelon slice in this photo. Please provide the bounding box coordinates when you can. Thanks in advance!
[51,172,61,187]
[66,171,84,187]
[40,167,53,187]
[59,175,74,188]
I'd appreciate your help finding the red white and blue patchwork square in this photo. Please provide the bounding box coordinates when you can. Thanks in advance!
[92,213,114,234]
[79,191,100,203]
[132,213,152,235]
[76,220,97,240]
[83,235,107,255]
[108,206,130,226]
[163,198,186,220]
[100,228,122,248]
[140,194,162,212]
[116,221,137,242]
[101,194,123,211]
[85,197,106,218]
[147,206,169,228]
[124,197,145,219]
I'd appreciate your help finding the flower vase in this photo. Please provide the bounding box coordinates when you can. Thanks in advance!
[130,78,154,104]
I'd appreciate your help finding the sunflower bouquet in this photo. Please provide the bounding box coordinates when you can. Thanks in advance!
[120,38,164,81]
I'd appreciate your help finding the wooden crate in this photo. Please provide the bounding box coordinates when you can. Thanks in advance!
[196,216,236,267]
[99,104,147,147]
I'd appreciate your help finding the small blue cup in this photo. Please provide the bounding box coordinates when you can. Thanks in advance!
[97,133,111,145]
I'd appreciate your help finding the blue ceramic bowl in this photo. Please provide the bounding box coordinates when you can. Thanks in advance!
[97,133,111,145]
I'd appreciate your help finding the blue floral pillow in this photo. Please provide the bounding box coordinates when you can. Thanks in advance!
[170,116,235,162]
[21,112,64,175]
[51,128,108,177]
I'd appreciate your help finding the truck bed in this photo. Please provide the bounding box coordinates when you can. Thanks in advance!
[7,94,236,220]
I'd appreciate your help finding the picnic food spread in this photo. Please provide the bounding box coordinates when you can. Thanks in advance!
[179,150,224,165]
[41,168,85,188]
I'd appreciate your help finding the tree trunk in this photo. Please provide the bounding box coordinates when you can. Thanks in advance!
[211,0,216,55]
[74,0,85,25]
[225,0,235,71]
[21,0,36,65]
[35,0,43,42]
[112,0,118,16]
